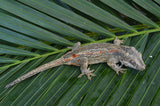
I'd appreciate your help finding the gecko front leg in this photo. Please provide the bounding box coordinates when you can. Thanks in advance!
[78,57,96,80]
[107,58,126,75]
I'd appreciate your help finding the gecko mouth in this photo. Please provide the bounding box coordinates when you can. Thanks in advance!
[136,65,145,71]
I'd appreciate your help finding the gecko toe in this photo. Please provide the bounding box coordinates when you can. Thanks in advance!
[78,68,96,80]
[116,69,126,75]
[90,69,95,73]
[87,74,91,80]
[86,71,96,80]
[120,70,126,73]
[78,74,84,78]
[86,73,96,80]
[116,71,119,75]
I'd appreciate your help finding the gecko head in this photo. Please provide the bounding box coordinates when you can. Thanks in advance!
[120,47,146,71]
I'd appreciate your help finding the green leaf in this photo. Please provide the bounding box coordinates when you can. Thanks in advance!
[0,44,39,56]
[0,57,19,63]
[0,12,73,46]
[151,88,160,106]
[0,27,56,51]
[18,0,114,36]
[155,0,160,5]
[133,0,160,19]
[101,0,159,27]
[0,0,94,42]
[61,0,136,32]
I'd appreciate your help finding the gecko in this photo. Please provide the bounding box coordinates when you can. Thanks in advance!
[5,37,146,88]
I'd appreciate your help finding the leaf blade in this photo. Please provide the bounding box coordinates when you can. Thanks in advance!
[0,0,94,42]
[61,0,136,32]
[0,12,73,46]
[18,0,114,36]
[0,27,56,51]
[101,0,159,27]
[0,44,39,56]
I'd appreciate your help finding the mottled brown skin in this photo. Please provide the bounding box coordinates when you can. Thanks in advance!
[5,37,146,88]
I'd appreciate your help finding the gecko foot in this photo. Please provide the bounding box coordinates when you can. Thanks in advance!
[78,68,96,80]
[114,37,124,46]
[115,69,126,75]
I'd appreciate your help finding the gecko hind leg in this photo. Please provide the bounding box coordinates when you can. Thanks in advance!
[78,57,96,80]
[68,42,81,51]
[114,37,124,46]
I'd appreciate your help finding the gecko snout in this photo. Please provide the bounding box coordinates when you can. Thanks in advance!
[140,66,145,71]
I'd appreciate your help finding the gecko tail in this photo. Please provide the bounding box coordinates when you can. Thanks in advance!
[5,58,63,89]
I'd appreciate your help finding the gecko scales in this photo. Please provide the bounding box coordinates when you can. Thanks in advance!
[5,37,145,88]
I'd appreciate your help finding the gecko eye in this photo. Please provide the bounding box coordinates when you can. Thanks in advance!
[130,60,136,66]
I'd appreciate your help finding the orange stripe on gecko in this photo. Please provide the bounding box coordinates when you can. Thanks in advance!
[99,51,103,53]
[64,54,80,62]
[56,62,61,64]
[64,58,72,62]
[72,54,80,58]
[108,49,119,53]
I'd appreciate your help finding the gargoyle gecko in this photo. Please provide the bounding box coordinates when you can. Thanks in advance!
[5,37,145,88]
